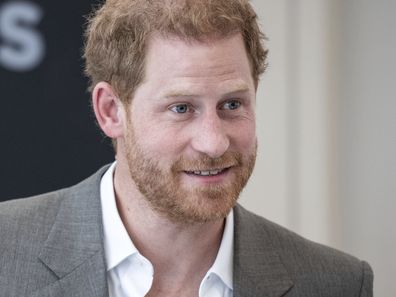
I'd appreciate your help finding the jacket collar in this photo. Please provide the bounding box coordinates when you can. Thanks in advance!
[37,165,110,297]
[233,205,294,297]
[36,165,293,297]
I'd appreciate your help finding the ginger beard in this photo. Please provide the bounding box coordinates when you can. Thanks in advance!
[124,118,257,224]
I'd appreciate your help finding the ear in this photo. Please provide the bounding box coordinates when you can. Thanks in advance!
[92,82,125,139]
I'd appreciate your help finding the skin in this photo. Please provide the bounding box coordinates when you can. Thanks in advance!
[93,33,257,296]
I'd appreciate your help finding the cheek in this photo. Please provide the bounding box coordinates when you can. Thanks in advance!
[134,122,187,161]
[230,119,256,152]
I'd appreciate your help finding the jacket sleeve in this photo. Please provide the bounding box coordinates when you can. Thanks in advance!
[359,261,374,297]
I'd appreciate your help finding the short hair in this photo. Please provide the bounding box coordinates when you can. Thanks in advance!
[83,0,268,104]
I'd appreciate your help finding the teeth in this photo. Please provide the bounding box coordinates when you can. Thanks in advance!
[191,169,223,176]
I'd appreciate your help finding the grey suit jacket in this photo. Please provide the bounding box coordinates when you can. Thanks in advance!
[0,166,373,297]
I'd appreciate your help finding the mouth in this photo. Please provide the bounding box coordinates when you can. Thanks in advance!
[184,167,230,176]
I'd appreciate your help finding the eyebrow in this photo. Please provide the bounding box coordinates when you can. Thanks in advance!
[163,91,197,99]
[161,83,251,99]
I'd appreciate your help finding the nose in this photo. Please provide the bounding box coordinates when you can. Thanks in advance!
[190,111,230,159]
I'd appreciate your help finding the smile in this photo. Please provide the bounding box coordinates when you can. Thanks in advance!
[185,168,228,176]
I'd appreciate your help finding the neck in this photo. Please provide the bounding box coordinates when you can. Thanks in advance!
[113,161,225,288]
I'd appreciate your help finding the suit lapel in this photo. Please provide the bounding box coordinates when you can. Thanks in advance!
[233,205,294,297]
[32,252,107,297]
[36,166,110,297]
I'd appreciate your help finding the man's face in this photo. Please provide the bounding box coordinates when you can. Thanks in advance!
[121,33,257,224]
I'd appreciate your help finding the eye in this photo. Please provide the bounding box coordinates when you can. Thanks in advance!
[169,103,191,114]
[222,100,241,110]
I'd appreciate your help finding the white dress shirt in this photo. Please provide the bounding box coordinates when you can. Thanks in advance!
[100,162,234,297]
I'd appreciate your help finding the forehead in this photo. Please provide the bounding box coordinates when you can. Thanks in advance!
[142,33,254,87]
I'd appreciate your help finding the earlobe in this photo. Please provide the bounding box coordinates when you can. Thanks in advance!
[92,82,124,138]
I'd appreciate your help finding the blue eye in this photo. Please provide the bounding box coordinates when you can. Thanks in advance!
[223,100,241,110]
[170,104,190,113]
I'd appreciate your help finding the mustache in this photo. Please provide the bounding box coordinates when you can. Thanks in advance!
[171,152,243,172]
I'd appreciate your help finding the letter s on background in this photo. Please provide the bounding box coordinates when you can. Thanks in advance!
[0,1,45,72]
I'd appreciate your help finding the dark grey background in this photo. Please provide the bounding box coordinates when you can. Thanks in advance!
[0,0,113,200]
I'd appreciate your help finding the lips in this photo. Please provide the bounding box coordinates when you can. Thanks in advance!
[185,167,229,176]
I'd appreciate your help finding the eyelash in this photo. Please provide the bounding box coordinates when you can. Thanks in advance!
[169,103,194,114]
[222,100,241,110]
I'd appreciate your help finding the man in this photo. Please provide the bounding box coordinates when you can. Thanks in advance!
[0,0,373,296]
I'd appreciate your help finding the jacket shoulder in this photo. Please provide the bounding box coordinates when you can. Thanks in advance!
[0,165,109,297]
[0,190,65,242]
[0,164,109,234]
[234,204,373,296]
[0,191,66,295]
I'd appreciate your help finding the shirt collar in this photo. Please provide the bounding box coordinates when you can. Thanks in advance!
[101,162,139,271]
[100,162,234,289]
[206,209,234,290]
